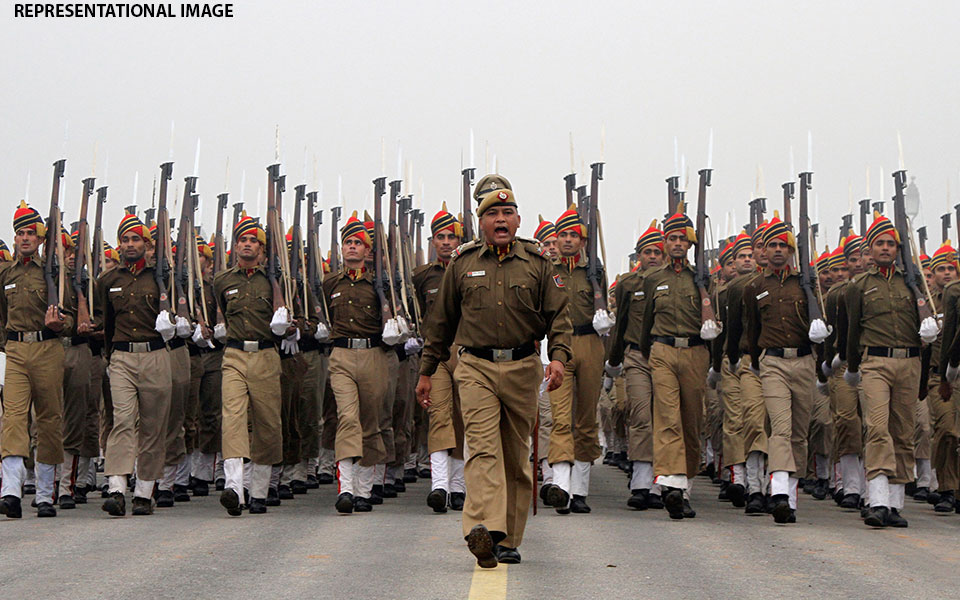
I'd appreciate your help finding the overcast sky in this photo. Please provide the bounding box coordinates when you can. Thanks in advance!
[3,0,959,269]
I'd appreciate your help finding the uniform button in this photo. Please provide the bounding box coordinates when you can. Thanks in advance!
[498,322,503,326]
[348,300,352,304]
[498,281,502,286]
[497,301,502,306]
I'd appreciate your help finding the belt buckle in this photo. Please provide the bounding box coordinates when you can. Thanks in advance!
[23,331,39,343]
[243,340,260,352]
[350,338,370,350]
[131,342,149,353]
[674,337,689,349]
[783,348,798,359]
[493,348,513,362]
[892,348,907,359]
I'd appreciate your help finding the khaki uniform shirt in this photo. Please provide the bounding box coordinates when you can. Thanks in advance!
[940,280,960,370]
[419,239,572,376]
[609,268,649,366]
[96,259,159,345]
[322,268,382,339]
[845,266,921,373]
[639,260,701,356]
[213,265,276,342]
[0,255,75,345]
[554,258,605,329]
[743,267,809,364]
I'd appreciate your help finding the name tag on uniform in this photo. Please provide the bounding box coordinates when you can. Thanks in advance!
[756,291,769,300]
[865,287,877,296]
[656,284,669,291]
[109,287,122,293]
[331,292,342,299]
[226,288,238,296]
[427,288,439,295]
[634,291,644,297]
[467,270,486,277]
[4,284,15,290]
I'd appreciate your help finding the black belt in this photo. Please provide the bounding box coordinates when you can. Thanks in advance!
[189,345,202,357]
[113,339,166,353]
[6,329,58,343]
[652,335,704,348]
[628,342,643,352]
[70,336,88,346]
[226,339,275,352]
[866,346,921,359]
[168,337,186,350]
[300,337,322,353]
[462,343,536,362]
[572,324,597,336]
[332,336,381,350]
[189,341,223,356]
[764,346,812,358]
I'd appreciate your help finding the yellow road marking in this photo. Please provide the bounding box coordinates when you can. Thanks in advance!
[467,563,508,600]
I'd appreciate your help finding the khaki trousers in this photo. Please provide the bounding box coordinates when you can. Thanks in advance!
[915,394,932,461]
[280,354,305,466]
[624,348,654,462]
[299,350,325,462]
[98,354,113,453]
[61,343,92,455]
[594,385,609,453]
[806,385,834,478]
[829,367,863,457]
[720,357,745,465]
[455,351,540,548]
[705,384,723,464]
[380,350,400,464]
[428,351,464,458]
[613,376,627,446]
[929,373,960,492]
[759,353,815,475]
[320,365,337,451]
[547,333,604,463]
[737,363,768,455]
[859,355,919,483]
[82,348,102,458]
[164,344,190,466]
[105,347,171,480]
[1,339,64,464]
[221,346,282,465]
[329,346,387,467]
[193,349,223,455]
[650,342,710,478]
[186,353,202,454]
[391,355,418,469]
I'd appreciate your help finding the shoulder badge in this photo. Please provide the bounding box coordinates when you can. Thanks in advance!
[553,273,565,288]
[451,240,479,261]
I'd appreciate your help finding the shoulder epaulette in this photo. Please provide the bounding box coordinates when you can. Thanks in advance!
[451,240,480,261]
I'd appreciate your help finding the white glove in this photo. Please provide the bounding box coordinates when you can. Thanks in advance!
[602,375,614,392]
[192,324,215,349]
[592,309,615,337]
[314,322,330,342]
[821,360,833,378]
[816,380,829,395]
[155,310,176,343]
[175,316,192,338]
[214,322,227,343]
[396,316,413,343]
[808,319,833,344]
[280,329,301,355]
[403,337,423,356]
[0,350,6,390]
[382,318,403,345]
[700,319,722,341]
[844,369,861,387]
[831,354,844,371]
[946,363,960,383]
[270,307,291,336]
[919,316,940,344]
[604,361,623,378]
[707,367,721,389]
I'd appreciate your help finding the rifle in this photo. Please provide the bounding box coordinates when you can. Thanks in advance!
[44,159,67,308]
[399,195,421,330]
[73,176,95,327]
[414,210,425,266]
[918,226,928,256]
[461,167,475,242]
[694,168,718,326]
[155,162,174,312]
[873,201,885,216]
[91,186,108,278]
[275,173,295,308]
[291,184,307,317]
[666,175,680,218]
[388,181,410,323]
[587,162,607,312]
[174,176,197,321]
[782,182,795,229]
[564,172,577,212]
[892,170,934,321]
[859,199,871,238]
[329,205,342,273]
[265,164,285,311]
[797,172,824,322]
[228,201,243,268]
[306,191,330,325]
[188,193,210,328]
[214,193,227,274]
[943,213,952,244]
[372,177,394,327]
[748,197,767,237]
[839,214,853,246]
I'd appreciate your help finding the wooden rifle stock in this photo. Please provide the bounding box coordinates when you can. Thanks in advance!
[44,159,66,307]
[893,169,934,321]
[372,177,393,326]
[155,162,174,312]
[92,186,108,278]
[461,168,475,242]
[587,163,606,312]
[694,169,717,325]
[797,172,824,322]
[73,177,95,327]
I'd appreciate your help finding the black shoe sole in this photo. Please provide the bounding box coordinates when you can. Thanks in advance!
[335,495,354,514]
[220,490,242,516]
[544,486,569,509]
[427,490,448,513]
[664,490,684,520]
[727,484,746,508]
[771,502,792,524]
[101,499,125,517]
[466,525,498,569]
[863,513,886,527]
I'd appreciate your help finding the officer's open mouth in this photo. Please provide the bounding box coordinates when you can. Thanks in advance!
[494,227,508,234]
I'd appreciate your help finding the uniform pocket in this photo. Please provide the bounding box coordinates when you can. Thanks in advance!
[510,275,539,312]
[462,276,489,310]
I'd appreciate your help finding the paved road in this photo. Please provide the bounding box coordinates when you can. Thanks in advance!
[3,463,960,599]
